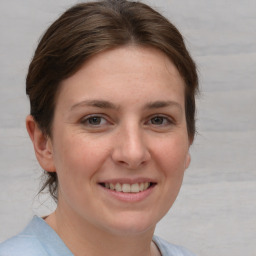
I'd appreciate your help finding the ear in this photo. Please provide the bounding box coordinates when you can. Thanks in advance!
[26,115,56,173]
[185,151,191,170]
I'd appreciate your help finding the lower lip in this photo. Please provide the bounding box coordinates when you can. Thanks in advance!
[99,184,155,202]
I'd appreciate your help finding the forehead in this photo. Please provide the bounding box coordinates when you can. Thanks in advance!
[79,45,182,82]
[56,46,185,109]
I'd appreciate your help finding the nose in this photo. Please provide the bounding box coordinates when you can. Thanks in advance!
[111,124,151,169]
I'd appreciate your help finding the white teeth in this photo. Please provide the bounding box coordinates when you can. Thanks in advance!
[115,183,122,192]
[144,182,150,190]
[104,182,151,193]
[122,184,131,193]
[139,183,145,191]
[131,183,140,193]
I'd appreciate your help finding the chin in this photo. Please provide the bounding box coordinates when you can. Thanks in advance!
[101,211,160,237]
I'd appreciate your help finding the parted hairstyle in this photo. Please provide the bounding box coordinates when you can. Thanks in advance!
[26,0,199,202]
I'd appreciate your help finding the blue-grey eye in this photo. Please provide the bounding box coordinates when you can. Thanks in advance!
[151,116,165,125]
[88,116,103,125]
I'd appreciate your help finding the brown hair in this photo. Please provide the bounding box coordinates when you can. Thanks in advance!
[26,0,198,202]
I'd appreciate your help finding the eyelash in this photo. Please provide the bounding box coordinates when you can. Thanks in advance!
[80,114,174,128]
[146,115,173,127]
[80,115,109,127]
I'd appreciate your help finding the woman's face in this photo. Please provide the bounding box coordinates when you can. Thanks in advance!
[47,46,191,235]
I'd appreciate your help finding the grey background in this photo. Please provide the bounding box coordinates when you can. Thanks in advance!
[0,1,255,255]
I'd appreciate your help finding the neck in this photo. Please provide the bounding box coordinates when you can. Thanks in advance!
[45,208,160,256]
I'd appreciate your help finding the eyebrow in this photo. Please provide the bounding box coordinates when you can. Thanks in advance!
[70,99,182,111]
[70,100,119,111]
[144,100,182,111]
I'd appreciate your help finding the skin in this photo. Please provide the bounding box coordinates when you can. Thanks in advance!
[26,46,191,256]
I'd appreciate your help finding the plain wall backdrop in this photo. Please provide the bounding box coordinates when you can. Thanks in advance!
[0,1,255,255]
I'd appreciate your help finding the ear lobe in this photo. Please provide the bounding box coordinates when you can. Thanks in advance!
[185,152,191,170]
[26,115,56,173]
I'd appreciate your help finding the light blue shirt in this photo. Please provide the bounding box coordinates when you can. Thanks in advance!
[0,216,196,256]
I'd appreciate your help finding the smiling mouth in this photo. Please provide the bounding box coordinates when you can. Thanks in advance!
[99,182,155,193]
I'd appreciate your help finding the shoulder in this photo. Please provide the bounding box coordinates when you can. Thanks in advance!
[0,216,73,256]
[0,235,48,256]
[153,236,197,256]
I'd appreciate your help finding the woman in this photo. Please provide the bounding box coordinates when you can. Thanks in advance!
[0,1,198,255]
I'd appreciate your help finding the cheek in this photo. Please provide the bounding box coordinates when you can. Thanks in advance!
[153,137,189,176]
[53,134,111,178]
[151,138,188,220]
[53,137,102,201]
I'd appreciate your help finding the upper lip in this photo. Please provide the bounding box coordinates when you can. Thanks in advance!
[98,178,157,185]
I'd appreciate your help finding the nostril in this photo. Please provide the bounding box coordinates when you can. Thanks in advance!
[114,154,150,169]
[116,160,129,167]
[111,142,151,169]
